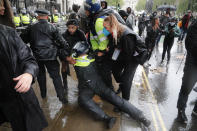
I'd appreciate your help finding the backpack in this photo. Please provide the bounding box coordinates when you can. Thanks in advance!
[123,27,149,65]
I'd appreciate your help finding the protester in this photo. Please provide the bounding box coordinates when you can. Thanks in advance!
[0,0,47,130]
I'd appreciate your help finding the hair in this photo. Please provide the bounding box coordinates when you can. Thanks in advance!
[0,0,15,28]
[151,17,159,31]
[104,14,125,45]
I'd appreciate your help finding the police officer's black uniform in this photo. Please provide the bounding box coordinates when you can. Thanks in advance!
[72,41,151,129]
[20,9,69,104]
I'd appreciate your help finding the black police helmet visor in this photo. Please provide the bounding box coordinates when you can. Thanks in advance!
[72,41,90,57]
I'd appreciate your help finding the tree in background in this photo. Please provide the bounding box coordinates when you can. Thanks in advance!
[136,0,197,14]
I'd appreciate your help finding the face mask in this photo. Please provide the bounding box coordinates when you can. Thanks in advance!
[103,27,110,36]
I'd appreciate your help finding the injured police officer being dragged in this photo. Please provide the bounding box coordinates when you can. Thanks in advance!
[70,41,151,129]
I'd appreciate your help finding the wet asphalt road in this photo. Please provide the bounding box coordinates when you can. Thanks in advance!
[0,26,197,131]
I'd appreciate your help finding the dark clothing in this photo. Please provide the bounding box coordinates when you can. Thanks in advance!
[62,29,86,55]
[177,53,197,110]
[37,60,65,99]
[177,21,197,110]
[21,19,68,61]
[20,19,68,100]
[112,60,138,100]
[75,61,145,122]
[138,16,146,36]
[161,37,174,61]
[61,29,87,90]
[145,25,160,60]
[112,27,139,100]
[185,20,197,63]
[0,24,47,131]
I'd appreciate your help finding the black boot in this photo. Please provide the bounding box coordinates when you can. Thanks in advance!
[103,115,117,129]
[177,109,188,123]
[138,115,151,127]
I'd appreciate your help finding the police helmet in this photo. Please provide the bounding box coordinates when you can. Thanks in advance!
[84,0,101,14]
[72,41,90,57]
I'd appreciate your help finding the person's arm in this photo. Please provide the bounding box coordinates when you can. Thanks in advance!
[11,30,38,93]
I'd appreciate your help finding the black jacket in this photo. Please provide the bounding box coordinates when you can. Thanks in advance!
[185,20,197,64]
[62,29,86,55]
[116,27,136,62]
[0,24,47,130]
[145,25,160,49]
[21,19,68,61]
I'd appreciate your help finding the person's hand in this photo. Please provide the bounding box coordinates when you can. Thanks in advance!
[97,52,104,57]
[13,73,33,93]
[66,56,76,65]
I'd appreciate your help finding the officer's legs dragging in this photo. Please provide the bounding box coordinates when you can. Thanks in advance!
[177,62,197,122]
[37,61,47,98]
[96,83,151,127]
[78,88,116,129]
[45,60,67,103]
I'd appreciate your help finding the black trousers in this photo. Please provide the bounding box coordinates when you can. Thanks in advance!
[177,59,197,110]
[78,84,143,121]
[37,60,65,98]
[0,99,26,131]
[95,55,113,89]
[61,61,70,91]
[112,61,138,100]
[162,36,174,61]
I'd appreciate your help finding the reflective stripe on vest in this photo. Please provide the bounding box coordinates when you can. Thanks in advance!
[22,15,30,24]
[73,55,95,67]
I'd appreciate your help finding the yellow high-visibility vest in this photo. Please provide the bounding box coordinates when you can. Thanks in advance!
[13,16,21,27]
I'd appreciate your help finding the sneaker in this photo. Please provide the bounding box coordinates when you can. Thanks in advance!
[176,110,188,123]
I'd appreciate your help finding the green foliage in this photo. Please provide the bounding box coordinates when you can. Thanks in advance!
[136,0,146,11]
[135,0,197,14]
[92,0,124,7]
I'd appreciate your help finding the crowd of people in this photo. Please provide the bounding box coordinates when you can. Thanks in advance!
[0,0,197,130]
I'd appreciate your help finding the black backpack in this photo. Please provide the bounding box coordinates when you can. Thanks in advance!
[123,27,149,65]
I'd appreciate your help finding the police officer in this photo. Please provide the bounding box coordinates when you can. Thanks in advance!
[176,20,197,123]
[20,9,69,104]
[84,0,114,89]
[53,13,59,23]
[21,9,30,26]
[71,41,151,129]
[13,11,21,27]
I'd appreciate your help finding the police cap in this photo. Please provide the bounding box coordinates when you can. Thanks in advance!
[35,9,49,16]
